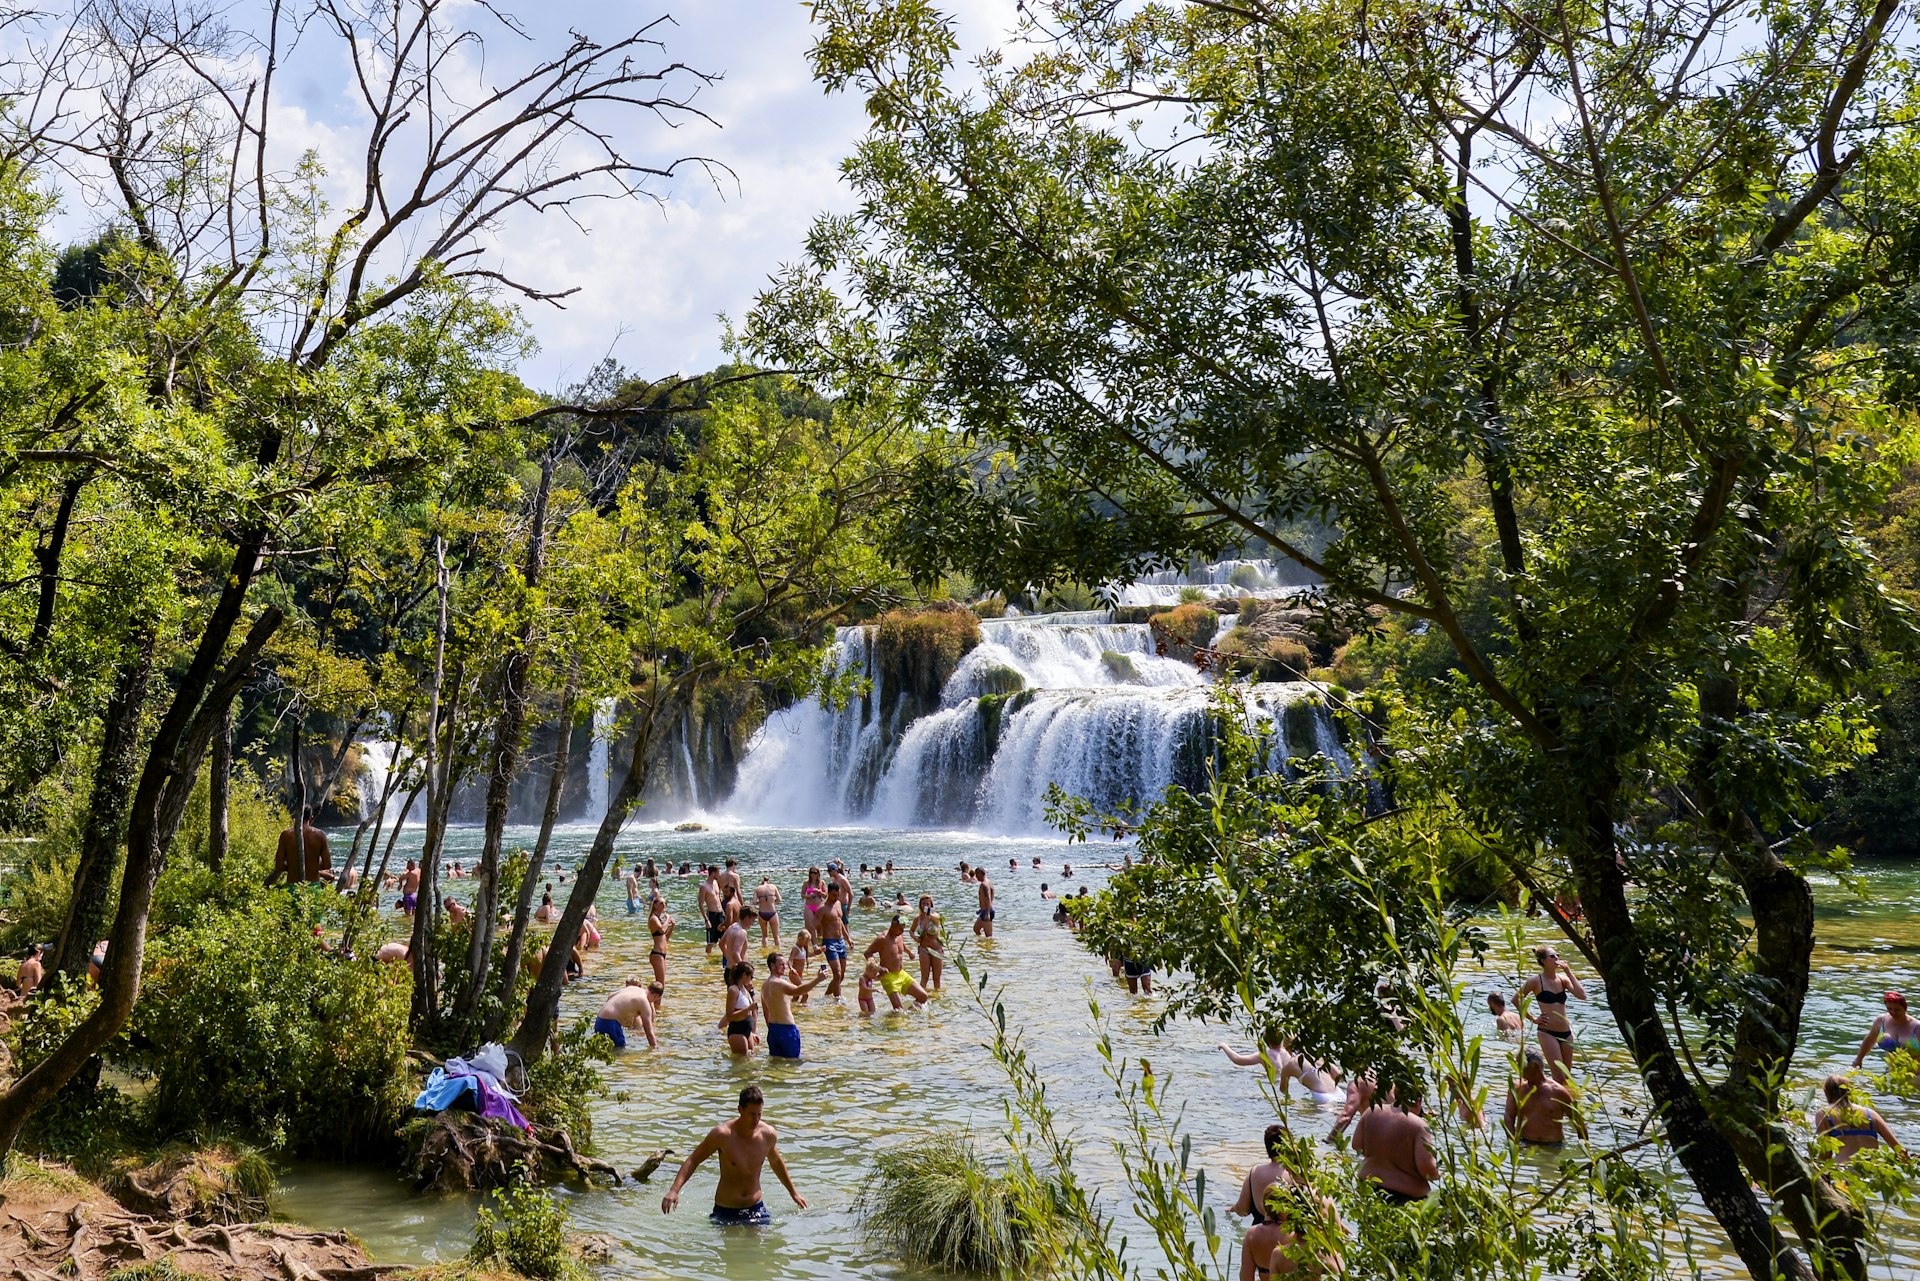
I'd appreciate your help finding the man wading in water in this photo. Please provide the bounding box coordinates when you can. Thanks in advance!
[661,1086,807,1226]
[864,917,931,1009]
[817,891,851,998]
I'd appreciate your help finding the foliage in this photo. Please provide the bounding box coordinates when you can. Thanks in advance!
[857,1128,1062,1277]
[874,603,982,671]
[758,0,1920,1269]
[518,1019,615,1153]
[467,1175,586,1281]
[107,1262,203,1281]
[0,847,82,954]
[1146,605,1218,651]
[130,893,410,1159]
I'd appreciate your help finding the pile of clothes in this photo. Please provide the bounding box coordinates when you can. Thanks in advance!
[411,1042,531,1131]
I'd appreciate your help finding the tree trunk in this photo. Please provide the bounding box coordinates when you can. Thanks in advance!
[410,537,453,1033]
[507,694,672,1063]
[207,704,231,874]
[49,635,155,985]
[1568,770,1814,1281]
[289,712,306,822]
[484,669,578,1042]
[456,460,554,1026]
[0,590,283,1158]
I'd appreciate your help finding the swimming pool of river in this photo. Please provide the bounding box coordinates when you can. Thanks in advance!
[273,822,1920,1280]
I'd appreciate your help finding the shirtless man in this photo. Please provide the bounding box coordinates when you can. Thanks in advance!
[375,940,410,964]
[720,917,752,971]
[1489,992,1526,1036]
[16,944,43,997]
[269,806,334,886]
[817,893,851,999]
[339,862,360,893]
[761,953,828,1060]
[699,868,726,956]
[753,876,783,948]
[864,918,930,1009]
[443,896,469,925]
[912,895,945,992]
[1352,1093,1438,1204]
[719,858,743,909]
[973,866,995,939]
[625,865,642,915]
[399,859,421,915]
[828,862,854,926]
[592,977,660,1050]
[1503,1048,1584,1146]
[661,1086,807,1226]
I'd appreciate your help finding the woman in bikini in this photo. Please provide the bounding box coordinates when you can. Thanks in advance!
[647,894,676,987]
[1234,1127,1341,1279]
[912,895,945,992]
[717,962,759,1056]
[1516,944,1587,1078]
[801,867,827,936]
[1816,1074,1904,1163]
[1851,990,1920,1068]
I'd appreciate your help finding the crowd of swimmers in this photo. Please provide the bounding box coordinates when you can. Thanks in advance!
[44,804,1900,1248]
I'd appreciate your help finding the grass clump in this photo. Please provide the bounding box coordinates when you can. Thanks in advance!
[107,1263,208,1281]
[857,1129,1058,1277]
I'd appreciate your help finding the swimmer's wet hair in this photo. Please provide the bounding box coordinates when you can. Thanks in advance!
[739,1085,764,1109]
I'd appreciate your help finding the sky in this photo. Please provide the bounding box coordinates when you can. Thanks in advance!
[271,0,1021,394]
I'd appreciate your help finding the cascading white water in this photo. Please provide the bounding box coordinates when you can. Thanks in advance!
[726,615,1342,835]
[1111,556,1321,605]
[588,698,616,818]
[357,740,395,820]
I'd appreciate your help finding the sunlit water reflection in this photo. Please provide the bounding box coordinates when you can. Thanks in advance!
[274,824,1919,1279]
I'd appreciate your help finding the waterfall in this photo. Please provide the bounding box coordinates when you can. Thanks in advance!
[726,615,1344,835]
[357,740,395,820]
[1111,556,1322,605]
[587,698,616,818]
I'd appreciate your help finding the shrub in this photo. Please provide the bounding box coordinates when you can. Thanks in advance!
[857,1129,1060,1277]
[1228,563,1265,590]
[130,893,410,1159]
[971,594,1008,619]
[1263,636,1311,674]
[520,1019,614,1152]
[1176,585,1208,604]
[1148,603,1219,650]
[0,846,83,954]
[468,1176,585,1281]
[875,602,982,669]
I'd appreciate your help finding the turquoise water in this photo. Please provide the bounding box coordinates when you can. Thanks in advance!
[274,823,1920,1279]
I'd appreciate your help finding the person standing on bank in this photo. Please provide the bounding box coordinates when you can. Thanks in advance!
[661,1086,807,1226]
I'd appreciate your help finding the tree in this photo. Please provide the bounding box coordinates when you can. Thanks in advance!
[0,0,720,1156]
[752,1,1920,1275]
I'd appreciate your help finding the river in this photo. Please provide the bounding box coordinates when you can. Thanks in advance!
[274,821,1920,1280]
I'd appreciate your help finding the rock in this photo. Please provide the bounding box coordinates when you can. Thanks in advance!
[110,1145,274,1226]
[572,1232,621,1264]
[674,821,708,832]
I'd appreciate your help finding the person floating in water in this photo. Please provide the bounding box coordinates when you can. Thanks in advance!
[1852,990,1920,1068]
[660,1085,807,1226]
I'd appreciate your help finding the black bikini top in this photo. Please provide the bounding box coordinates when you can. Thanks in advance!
[1538,988,1568,1004]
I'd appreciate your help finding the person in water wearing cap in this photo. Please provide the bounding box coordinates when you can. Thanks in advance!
[1852,990,1920,1068]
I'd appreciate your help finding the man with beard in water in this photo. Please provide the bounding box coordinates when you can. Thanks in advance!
[661,1086,807,1226]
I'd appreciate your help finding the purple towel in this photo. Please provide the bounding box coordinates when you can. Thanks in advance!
[446,1060,531,1130]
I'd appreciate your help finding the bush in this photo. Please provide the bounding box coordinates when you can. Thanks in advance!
[519,1019,614,1152]
[1149,603,1219,650]
[129,893,410,1159]
[857,1129,1059,1277]
[1177,585,1208,604]
[971,595,1008,619]
[0,846,79,953]
[468,1177,585,1281]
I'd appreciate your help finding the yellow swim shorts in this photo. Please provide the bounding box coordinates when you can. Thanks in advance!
[880,968,912,996]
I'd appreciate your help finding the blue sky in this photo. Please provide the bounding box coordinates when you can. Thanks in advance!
[290,1,1019,393]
